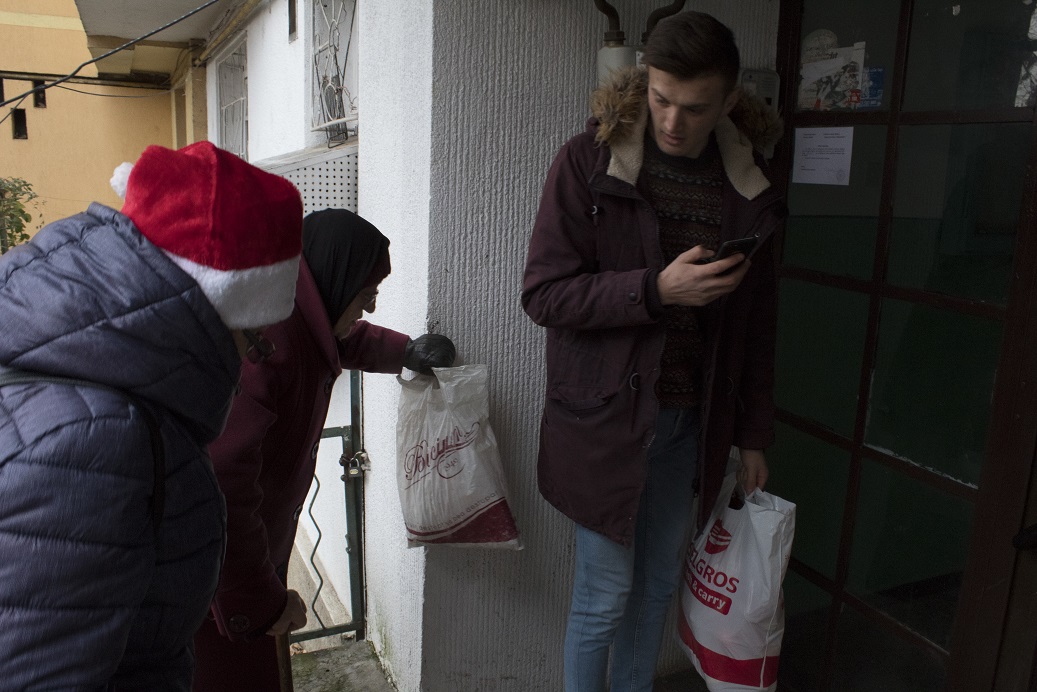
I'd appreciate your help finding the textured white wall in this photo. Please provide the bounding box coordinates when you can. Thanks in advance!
[357,3,434,692]
[245,0,312,160]
[418,6,603,689]
[358,1,779,690]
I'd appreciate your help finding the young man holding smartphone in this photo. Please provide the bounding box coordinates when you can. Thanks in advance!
[522,12,787,692]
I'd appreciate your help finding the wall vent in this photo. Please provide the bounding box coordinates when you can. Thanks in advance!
[256,143,358,215]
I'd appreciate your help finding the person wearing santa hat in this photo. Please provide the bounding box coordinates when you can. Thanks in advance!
[192,208,456,691]
[0,141,303,690]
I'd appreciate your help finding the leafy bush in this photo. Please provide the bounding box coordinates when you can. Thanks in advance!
[0,177,43,254]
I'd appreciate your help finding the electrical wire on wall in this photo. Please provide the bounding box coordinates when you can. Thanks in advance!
[0,77,181,127]
[170,45,196,84]
[53,85,174,99]
[0,0,222,110]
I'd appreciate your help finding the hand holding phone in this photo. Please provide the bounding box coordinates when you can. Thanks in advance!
[657,238,758,306]
[693,236,759,265]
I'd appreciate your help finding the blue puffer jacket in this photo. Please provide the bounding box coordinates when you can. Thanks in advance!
[0,204,239,690]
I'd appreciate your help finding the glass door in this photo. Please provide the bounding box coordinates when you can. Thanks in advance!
[771,1,1037,689]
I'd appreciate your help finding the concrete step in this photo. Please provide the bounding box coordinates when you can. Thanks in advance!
[291,639,396,692]
[289,638,708,691]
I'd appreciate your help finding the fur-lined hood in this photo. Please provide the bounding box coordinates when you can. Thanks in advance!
[589,67,783,200]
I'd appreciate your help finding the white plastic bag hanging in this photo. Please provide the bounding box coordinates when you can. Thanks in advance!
[395,364,521,549]
[677,473,796,691]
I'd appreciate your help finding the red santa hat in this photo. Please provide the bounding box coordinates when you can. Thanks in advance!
[114,142,303,330]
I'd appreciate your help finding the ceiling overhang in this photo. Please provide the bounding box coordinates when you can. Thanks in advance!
[73,0,234,80]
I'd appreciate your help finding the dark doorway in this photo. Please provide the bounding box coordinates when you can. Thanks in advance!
[771,1,1037,689]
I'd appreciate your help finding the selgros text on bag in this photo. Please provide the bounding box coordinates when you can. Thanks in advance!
[678,473,795,691]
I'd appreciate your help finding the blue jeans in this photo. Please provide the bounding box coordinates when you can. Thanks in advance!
[564,408,701,692]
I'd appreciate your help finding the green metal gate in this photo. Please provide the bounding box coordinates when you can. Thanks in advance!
[290,369,367,645]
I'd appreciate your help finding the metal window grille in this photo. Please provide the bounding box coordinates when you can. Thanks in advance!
[218,42,248,159]
[312,0,357,145]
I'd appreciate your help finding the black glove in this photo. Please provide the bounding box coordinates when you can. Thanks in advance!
[403,334,457,375]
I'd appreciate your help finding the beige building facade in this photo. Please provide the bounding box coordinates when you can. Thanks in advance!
[0,0,174,227]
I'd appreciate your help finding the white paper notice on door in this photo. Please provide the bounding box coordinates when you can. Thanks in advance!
[792,127,853,185]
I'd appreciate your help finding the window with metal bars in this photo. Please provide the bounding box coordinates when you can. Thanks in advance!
[217,40,248,159]
[311,0,357,145]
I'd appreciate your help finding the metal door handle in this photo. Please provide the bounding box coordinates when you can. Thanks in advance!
[1013,523,1037,551]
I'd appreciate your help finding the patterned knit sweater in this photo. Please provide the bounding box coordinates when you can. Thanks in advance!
[642,132,725,408]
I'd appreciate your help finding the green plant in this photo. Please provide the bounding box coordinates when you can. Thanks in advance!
[0,177,43,254]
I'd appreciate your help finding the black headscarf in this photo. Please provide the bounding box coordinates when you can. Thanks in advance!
[302,209,391,324]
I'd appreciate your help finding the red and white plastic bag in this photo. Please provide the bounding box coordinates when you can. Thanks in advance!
[396,364,521,549]
[678,473,796,691]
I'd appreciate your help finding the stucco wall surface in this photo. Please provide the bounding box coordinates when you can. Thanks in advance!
[357,3,434,692]
[244,0,309,161]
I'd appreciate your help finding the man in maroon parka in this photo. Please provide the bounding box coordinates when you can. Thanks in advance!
[521,12,786,692]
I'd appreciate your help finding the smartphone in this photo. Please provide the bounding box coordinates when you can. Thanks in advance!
[694,236,759,265]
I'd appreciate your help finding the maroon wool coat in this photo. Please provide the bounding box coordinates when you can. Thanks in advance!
[521,75,786,546]
[205,261,408,641]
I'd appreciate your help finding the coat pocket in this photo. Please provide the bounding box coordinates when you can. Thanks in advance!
[556,395,609,411]
[546,384,623,425]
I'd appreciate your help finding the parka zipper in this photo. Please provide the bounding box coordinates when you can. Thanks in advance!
[698,193,787,517]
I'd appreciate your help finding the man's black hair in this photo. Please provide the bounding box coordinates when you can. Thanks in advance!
[641,11,740,91]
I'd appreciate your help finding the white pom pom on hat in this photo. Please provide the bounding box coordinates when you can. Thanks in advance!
[118,142,304,330]
[110,162,134,199]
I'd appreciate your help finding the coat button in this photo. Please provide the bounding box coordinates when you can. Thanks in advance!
[311,441,320,459]
[627,292,637,301]
[324,376,334,394]
[229,615,250,633]
[293,505,303,522]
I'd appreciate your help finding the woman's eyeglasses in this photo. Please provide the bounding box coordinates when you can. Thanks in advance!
[243,329,275,363]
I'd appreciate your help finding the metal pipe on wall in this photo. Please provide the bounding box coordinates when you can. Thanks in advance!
[593,0,625,42]
[643,0,686,43]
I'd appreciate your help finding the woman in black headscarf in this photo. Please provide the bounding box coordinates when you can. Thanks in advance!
[193,209,455,692]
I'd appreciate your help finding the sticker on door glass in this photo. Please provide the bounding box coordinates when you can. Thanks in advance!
[799,30,866,112]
